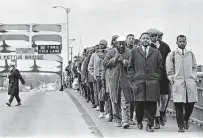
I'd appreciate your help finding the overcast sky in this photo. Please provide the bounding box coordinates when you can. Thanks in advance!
[0,0,203,68]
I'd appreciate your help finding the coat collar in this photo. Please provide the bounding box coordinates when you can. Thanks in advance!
[175,48,189,56]
[147,47,155,58]
[138,46,145,57]
[138,46,154,58]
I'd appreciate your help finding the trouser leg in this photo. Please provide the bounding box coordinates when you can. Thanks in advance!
[111,88,121,122]
[93,82,99,106]
[9,95,15,104]
[184,102,195,122]
[15,94,21,103]
[89,82,95,105]
[174,102,184,128]
[145,101,157,127]
[135,101,145,124]
[160,94,169,112]
[130,101,134,120]
[121,89,130,124]
[96,77,104,112]
[100,101,105,112]
[105,97,112,115]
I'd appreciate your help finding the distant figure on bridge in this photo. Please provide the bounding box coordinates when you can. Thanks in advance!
[166,35,198,132]
[6,62,25,107]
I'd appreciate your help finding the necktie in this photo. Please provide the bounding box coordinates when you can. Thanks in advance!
[144,47,147,58]
[182,50,184,56]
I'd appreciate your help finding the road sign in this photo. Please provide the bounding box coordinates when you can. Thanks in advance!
[38,45,61,54]
[16,48,35,54]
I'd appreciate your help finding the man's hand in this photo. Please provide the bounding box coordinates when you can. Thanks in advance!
[118,56,124,62]
[115,53,121,60]
[170,78,174,84]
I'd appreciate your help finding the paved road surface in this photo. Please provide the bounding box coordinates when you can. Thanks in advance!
[0,89,95,137]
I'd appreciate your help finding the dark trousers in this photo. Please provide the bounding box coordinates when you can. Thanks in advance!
[174,102,195,128]
[88,82,95,105]
[81,83,87,97]
[130,101,135,119]
[9,94,21,104]
[135,101,157,127]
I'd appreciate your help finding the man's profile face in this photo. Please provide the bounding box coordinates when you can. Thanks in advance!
[157,35,162,42]
[112,37,118,47]
[140,34,151,47]
[126,35,134,46]
[177,37,187,49]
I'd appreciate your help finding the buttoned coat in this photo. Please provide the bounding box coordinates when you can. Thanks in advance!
[128,46,162,101]
[166,49,198,103]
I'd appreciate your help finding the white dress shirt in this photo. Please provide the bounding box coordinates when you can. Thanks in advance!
[178,47,186,55]
[142,46,150,57]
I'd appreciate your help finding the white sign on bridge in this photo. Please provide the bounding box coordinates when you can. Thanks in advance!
[0,54,63,63]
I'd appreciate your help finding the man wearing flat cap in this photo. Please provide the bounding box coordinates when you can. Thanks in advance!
[147,29,171,129]
[6,62,25,107]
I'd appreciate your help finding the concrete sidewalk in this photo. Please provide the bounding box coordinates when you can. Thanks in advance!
[67,88,203,137]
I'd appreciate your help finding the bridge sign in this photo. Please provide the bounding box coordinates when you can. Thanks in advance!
[38,45,61,54]
[0,54,63,63]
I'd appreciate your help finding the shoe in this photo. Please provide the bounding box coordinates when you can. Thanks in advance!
[92,104,97,108]
[123,123,130,129]
[146,125,154,132]
[129,119,136,125]
[86,99,90,103]
[116,122,122,127]
[160,117,165,126]
[185,121,190,130]
[178,127,185,132]
[99,112,105,119]
[6,102,11,107]
[15,103,21,106]
[163,114,167,123]
[95,106,99,111]
[137,123,143,130]
[153,123,160,129]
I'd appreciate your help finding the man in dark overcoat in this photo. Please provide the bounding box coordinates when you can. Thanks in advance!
[128,32,162,132]
[6,62,25,107]
[147,29,171,128]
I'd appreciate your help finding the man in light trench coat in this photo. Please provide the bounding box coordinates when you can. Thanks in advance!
[103,36,132,128]
[166,34,198,132]
[128,32,162,132]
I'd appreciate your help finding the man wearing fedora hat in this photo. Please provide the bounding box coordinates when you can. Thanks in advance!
[6,62,25,107]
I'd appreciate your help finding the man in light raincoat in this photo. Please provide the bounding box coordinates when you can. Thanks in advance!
[166,34,198,132]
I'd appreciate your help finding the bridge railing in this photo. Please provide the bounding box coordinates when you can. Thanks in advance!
[167,72,203,128]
